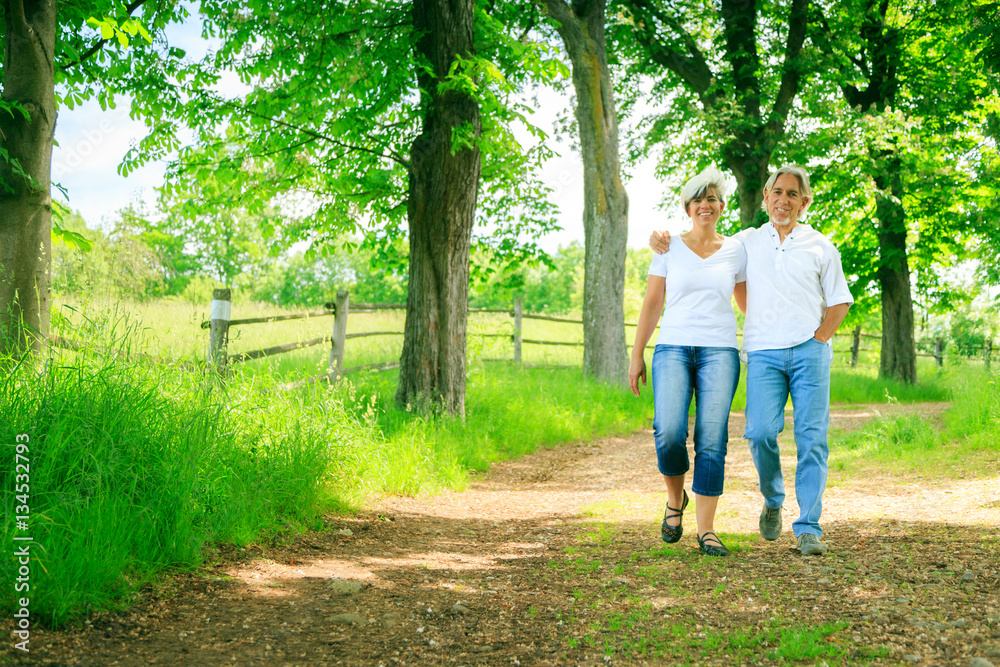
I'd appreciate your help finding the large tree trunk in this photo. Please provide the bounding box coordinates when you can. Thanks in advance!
[544,0,629,383]
[832,2,915,385]
[0,0,56,357]
[395,0,481,417]
[726,153,769,229]
[872,156,916,383]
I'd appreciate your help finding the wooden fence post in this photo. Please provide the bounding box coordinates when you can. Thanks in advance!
[934,337,944,367]
[513,297,523,364]
[987,339,993,371]
[209,288,231,375]
[850,325,861,368]
[328,290,350,382]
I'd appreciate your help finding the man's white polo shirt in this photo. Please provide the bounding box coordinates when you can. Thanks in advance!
[736,222,854,352]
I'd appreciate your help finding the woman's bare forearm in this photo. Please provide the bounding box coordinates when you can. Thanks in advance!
[632,278,665,358]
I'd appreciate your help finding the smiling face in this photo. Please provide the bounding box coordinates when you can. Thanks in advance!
[764,173,810,227]
[685,187,725,227]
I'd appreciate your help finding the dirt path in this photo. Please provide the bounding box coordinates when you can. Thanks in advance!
[6,403,1000,666]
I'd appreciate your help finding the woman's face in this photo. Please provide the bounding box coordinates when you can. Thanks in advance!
[686,187,724,225]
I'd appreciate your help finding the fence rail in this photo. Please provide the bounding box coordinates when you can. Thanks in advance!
[199,309,334,329]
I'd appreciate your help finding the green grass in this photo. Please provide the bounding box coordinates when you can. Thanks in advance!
[0,339,367,625]
[829,361,950,404]
[562,597,884,664]
[54,296,954,411]
[830,365,999,475]
[945,363,1000,438]
[340,362,653,475]
[684,621,866,664]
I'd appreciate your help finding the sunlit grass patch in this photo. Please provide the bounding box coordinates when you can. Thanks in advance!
[945,366,1000,440]
[829,366,999,478]
[829,363,950,405]
[580,491,661,521]
[577,522,617,547]
[694,621,857,663]
[340,363,654,475]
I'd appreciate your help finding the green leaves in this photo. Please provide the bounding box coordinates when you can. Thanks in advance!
[794,0,999,319]
[84,16,153,48]
[0,101,30,121]
[51,225,93,253]
[51,203,93,252]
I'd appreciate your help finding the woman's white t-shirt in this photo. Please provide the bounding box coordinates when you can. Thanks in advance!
[647,235,747,349]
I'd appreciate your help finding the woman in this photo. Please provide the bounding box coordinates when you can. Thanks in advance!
[629,166,746,557]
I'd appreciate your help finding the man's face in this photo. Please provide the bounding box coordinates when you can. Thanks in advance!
[764,173,810,226]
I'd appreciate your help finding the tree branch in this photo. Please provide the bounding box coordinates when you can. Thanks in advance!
[623,0,718,105]
[721,0,762,121]
[232,101,411,168]
[541,0,595,76]
[808,5,869,109]
[177,137,321,169]
[310,19,410,41]
[518,12,538,43]
[765,0,809,143]
[60,0,150,72]
[541,0,576,35]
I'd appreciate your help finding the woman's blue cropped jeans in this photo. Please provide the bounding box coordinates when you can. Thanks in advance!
[651,345,740,497]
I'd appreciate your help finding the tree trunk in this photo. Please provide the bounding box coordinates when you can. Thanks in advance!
[0,0,56,357]
[395,0,481,417]
[544,0,629,383]
[872,156,916,383]
[726,154,769,229]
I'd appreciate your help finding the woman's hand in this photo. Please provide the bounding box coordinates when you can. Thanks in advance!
[649,230,672,254]
[628,356,647,397]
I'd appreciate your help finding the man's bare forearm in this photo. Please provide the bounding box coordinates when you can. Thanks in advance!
[814,303,850,343]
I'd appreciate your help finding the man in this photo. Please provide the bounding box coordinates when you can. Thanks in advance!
[650,165,853,556]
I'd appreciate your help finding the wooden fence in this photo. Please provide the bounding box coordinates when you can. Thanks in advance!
[842,325,996,370]
[202,290,999,388]
[202,290,648,386]
[203,289,403,389]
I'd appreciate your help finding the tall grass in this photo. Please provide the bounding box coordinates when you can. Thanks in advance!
[945,364,1000,440]
[0,333,373,625]
[52,297,951,407]
[829,361,950,404]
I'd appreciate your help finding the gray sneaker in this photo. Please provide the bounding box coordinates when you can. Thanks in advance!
[759,505,782,540]
[797,533,828,556]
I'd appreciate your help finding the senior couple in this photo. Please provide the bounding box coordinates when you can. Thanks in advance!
[629,164,853,558]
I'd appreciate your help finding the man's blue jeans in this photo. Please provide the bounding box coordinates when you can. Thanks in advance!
[745,338,832,537]
[651,345,740,497]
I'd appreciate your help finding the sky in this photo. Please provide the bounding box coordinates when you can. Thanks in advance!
[49,14,704,254]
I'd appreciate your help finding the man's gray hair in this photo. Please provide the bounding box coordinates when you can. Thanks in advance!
[680,165,727,212]
[764,165,813,210]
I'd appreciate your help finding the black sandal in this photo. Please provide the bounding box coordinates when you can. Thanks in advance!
[661,490,689,544]
[698,531,730,557]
